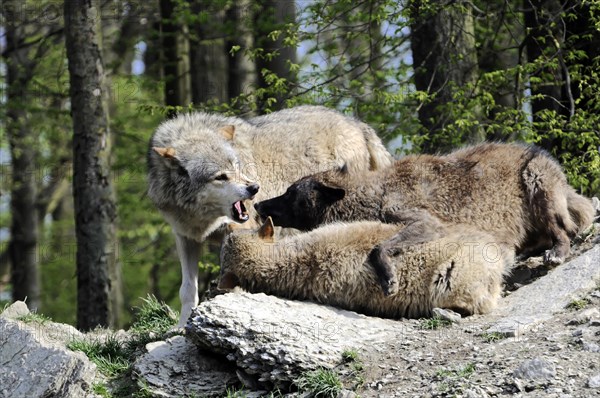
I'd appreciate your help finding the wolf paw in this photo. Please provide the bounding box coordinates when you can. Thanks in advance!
[369,245,399,296]
[381,276,399,296]
[543,249,564,266]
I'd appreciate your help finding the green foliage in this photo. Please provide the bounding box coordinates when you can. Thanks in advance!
[295,368,343,398]
[3,0,600,331]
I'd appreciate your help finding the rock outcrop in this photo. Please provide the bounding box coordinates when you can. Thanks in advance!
[186,292,401,388]
[132,335,238,397]
[0,302,98,398]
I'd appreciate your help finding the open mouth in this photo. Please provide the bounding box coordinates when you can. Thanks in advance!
[231,201,249,223]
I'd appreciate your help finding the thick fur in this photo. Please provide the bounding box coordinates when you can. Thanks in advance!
[220,220,513,318]
[256,143,595,268]
[147,105,393,325]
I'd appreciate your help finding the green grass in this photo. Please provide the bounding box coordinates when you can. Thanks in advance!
[341,349,359,363]
[224,387,247,398]
[420,316,452,330]
[67,335,130,377]
[16,311,52,325]
[129,295,178,334]
[436,363,476,379]
[480,331,507,343]
[566,298,589,310]
[125,295,179,356]
[340,349,365,390]
[295,368,343,398]
[92,382,112,398]
[67,295,179,397]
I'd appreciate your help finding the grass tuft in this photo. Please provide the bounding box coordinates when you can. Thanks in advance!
[92,382,112,398]
[436,362,476,380]
[130,295,178,334]
[480,331,507,343]
[295,368,343,398]
[68,295,179,397]
[67,335,129,377]
[17,311,52,325]
[224,387,247,398]
[341,349,359,363]
[125,295,179,355]
[566,298,589,311]
[420,316,452,330]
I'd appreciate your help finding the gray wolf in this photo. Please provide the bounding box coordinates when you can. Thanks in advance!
[219,217,512,318]
[255,143,595,293]
[147,105,393,326]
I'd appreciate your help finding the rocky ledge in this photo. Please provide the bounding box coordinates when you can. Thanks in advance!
[2,236,599,397]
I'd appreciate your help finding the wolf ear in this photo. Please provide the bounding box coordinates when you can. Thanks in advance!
[220,125,235,140]
[316,183,346,203]
[257,216,275,242]
[152,147,176,159]
[218,271,240,290]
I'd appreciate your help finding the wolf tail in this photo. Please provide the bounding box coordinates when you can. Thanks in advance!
[566,189,596,235]
[361,124,394,170]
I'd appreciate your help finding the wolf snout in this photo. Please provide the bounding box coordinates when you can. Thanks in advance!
[246,184,260,196]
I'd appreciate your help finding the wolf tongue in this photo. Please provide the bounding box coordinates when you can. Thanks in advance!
[234,201,243,216]
[234,201,249,221]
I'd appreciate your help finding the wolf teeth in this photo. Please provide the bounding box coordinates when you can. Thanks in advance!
[233,201,249,222]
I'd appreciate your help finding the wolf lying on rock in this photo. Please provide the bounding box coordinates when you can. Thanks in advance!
[219,218,513,318]
[256,143,595,294]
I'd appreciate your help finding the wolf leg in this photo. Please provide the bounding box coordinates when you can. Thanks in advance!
[523,154,579,265]
[370,208,446,295]
[175,233,200,328]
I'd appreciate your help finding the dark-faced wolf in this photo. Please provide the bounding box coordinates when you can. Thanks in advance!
[256,143,594,293]
[147,105,393,326]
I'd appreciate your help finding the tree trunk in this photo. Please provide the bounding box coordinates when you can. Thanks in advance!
[190,0,228,105]
[65,0,119,331]
[227,0,257,111]
[4,0,41,310]
[523,0,566,121]
[477,0,523,140]
[160,0,192,117]
[409,0,483,153]
[254,0,297,112]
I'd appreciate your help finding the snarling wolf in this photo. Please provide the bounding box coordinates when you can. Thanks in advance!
[147,105,393,325]
[255,143,594,293]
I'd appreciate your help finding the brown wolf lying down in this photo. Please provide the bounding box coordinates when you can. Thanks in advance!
[255,143,595,294]
[219,218,513,318]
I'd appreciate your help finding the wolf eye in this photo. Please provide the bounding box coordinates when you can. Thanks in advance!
[215,174,229,181]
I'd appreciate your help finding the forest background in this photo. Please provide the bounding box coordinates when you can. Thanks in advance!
[1,0,598,329]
